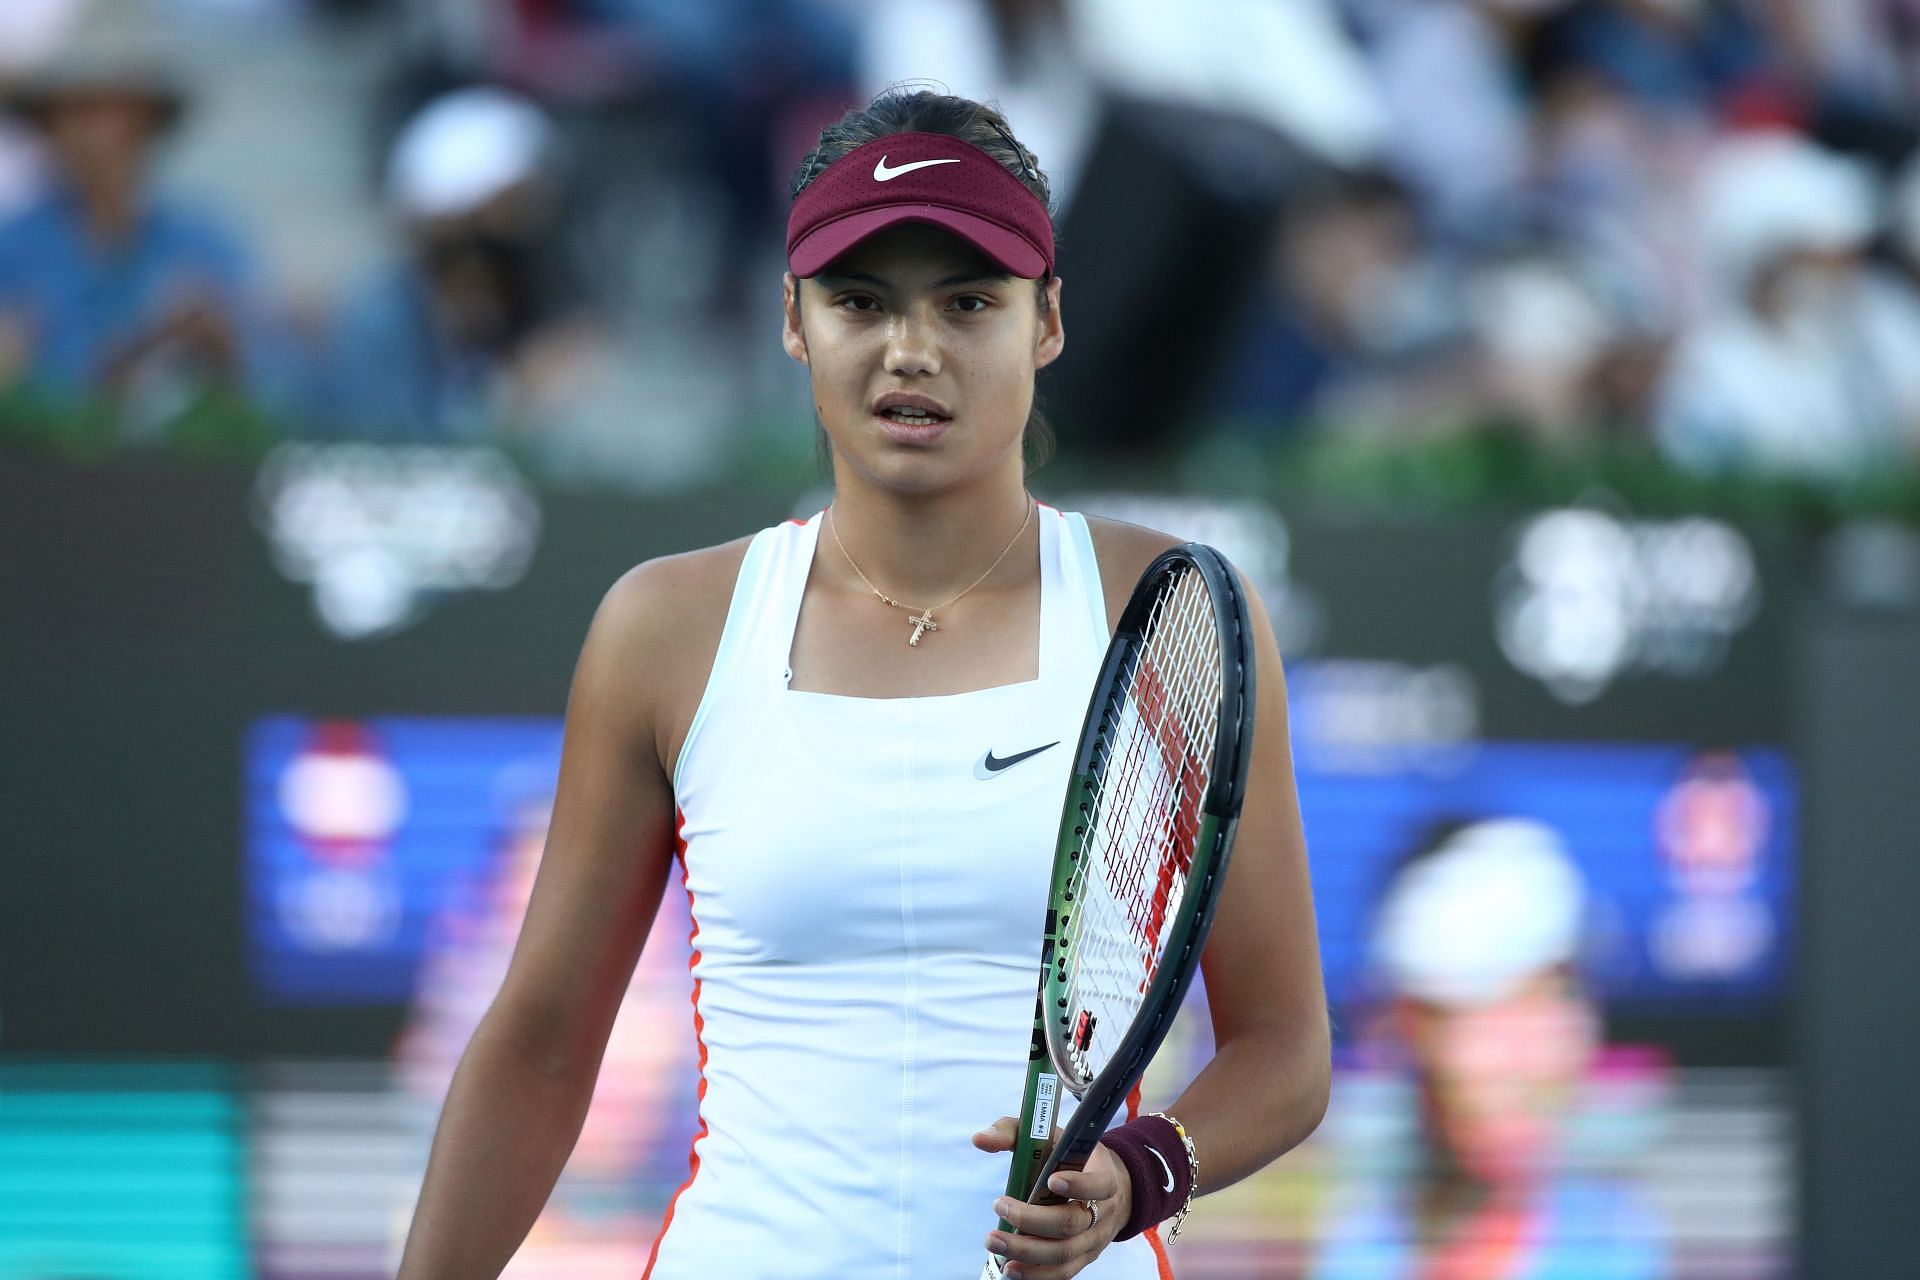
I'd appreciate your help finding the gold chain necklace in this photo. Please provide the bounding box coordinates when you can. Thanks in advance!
[826,496,1035,646]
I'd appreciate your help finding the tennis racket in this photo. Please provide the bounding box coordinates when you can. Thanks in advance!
[981,542,1257,1279]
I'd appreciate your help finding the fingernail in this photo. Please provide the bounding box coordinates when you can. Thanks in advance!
[1049,1174,1069,1194]
[994,1198,1013,1216]
[987,1235,1008,1256]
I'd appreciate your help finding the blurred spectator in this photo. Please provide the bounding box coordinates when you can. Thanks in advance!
[405,0,856,320]
[1655,130,1920,482]
[1462,247,1630,441]
[1314,817,1665,1279]
[0,0,80,218]
[316,86,604,446]
[1212,168,1472,436]
[1345,0,1534,243]
[0,0,286,436]
[1891,150,1920,286]
[858,0,1099,213]
[1753,0,1920,161]
[860,0,1384,218]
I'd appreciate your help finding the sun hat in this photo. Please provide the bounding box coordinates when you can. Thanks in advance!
[2,0,185,129]
[786,131,1054,279]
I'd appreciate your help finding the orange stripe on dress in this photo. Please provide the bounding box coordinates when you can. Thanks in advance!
[642,808,709,1279]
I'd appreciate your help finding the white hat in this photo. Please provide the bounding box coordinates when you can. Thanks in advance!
[386,86,552,220]
[2,0,184,126]
[1696,130,1878,286]
[1372,818,1586,1006]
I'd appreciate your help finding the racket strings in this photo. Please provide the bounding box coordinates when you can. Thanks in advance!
[1058,568,1223,1085]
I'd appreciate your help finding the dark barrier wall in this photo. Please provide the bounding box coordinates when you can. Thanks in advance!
[1797,611,1920,1278]
[0,459,793,1056]
[2,455,1801,1061]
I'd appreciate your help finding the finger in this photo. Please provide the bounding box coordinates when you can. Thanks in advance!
[992,1196,1094,1241]
[1001,1262,1087,1280]
[1003,1259,1094,1280]
[984,1227,1077,1269]
[972,1116,1020,1152]
[1043,1168,1122,1204]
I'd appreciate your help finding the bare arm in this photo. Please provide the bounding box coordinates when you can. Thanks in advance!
[395,561,686,1277]
[1163,567,1331,1190]
[1090,520,1331,1188]
[978,524,1330,1275]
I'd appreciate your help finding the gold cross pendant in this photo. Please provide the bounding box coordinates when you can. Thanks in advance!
[907,609,939,645]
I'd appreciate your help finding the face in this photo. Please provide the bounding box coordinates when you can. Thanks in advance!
[41,92,165,187]
[783,221,1064,495]
[1394,969,1598,1189]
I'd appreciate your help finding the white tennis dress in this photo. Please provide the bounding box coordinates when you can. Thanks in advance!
[649,506,1170,1279]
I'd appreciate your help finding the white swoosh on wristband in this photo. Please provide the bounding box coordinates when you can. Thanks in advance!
[1148,1146,1176,1193]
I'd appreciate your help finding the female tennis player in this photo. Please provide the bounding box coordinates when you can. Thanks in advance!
[395,89,1329,1280]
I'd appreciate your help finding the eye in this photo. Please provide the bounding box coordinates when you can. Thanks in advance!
[835,293,881,312]
[951,294,992,314]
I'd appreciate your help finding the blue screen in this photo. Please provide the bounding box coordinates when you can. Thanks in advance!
[246,718,1794,1011]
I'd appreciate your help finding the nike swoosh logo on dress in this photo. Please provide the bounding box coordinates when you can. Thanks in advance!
[873,155,962,181]
[973,741,1060,780]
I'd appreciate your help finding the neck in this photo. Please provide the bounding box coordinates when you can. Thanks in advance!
[826,465,1035,605]
[73,177,142,247]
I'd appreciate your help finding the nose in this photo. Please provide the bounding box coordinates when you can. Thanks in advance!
[884,305,941,378]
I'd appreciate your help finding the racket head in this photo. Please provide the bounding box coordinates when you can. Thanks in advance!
[1006,541,1257,1203]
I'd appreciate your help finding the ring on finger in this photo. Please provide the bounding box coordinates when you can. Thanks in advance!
[1070,1197,1100,1231]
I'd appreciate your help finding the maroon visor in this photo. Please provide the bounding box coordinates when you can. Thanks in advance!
[786,132,1054,280]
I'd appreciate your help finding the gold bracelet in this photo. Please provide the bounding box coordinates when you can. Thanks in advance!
[1145,1111,1199,1242]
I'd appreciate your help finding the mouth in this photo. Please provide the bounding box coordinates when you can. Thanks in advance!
[871,392,953,445]
[872,392,953,427]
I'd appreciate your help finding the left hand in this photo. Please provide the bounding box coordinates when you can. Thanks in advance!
[972,1116,1133,1279]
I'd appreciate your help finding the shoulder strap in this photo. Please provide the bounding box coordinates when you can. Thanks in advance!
[672,518,813,793]
[1058,509,1110,644]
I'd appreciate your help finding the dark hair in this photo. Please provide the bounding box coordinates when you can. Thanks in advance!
[792,88,1057,472]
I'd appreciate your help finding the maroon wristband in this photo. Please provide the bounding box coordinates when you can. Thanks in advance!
[1097,1115,1192,1241]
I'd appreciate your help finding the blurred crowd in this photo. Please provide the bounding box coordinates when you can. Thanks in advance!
[1,0,1918,492]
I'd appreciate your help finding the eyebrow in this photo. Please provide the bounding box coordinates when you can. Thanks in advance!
[815,269,1012,290]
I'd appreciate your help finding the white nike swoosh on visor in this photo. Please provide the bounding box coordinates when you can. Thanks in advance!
[873,155,962,181]
[1147,1146,1176,1193]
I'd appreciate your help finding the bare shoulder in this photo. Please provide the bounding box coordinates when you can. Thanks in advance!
[601,535,754,639]
[593,534,756,772]
[1083,514,1185,631]
[1082,513,1280,646]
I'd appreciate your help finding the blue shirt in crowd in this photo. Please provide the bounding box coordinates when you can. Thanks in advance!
[1313,1179,1668,1279]
[0,185,270,402]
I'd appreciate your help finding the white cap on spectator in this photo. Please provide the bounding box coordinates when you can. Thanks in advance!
[2,0,184,125]
[1372,819,1586,1006]
[1698,130,1877,286]
[387,86,552,220]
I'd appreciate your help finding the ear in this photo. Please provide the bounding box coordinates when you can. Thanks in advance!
[1033,275,1064,371]
[782,273,810,366]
